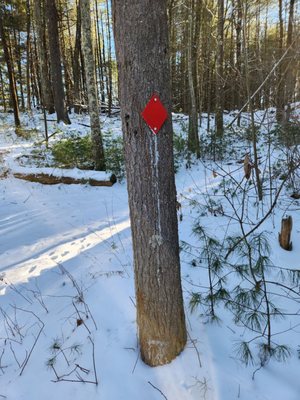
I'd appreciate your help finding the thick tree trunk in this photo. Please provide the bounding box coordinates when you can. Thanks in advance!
[45,0,70,124]
[80,0,105,171]
[0,13,20,127]
[33,0,55,113]
[112,0,187,366]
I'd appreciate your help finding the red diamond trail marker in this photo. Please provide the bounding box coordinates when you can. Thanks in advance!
[141,94,168,135]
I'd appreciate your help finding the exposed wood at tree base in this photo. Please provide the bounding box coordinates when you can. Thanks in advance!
[13,172,116,186]
[278,215,293,251]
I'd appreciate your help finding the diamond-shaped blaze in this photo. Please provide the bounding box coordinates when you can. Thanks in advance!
[141,93,168,134]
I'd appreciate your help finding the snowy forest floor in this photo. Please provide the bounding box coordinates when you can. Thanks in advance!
[1,106,300,400]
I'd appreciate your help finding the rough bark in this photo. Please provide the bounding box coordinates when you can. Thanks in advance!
[112,0,187,366]
[45,0,70,123]
[80,0,106,171]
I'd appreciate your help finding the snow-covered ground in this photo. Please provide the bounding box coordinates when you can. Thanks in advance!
[1,108,300,400]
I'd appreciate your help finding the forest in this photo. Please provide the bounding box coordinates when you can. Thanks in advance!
[0,0,300,399]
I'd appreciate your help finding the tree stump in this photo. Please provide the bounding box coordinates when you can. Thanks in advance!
[243,154,252,180]
[279,215,293,251]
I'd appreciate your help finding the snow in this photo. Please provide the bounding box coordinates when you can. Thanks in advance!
[1,107,300,399]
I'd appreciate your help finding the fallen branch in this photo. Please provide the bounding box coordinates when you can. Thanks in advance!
[148,381,168,400]
[13,172,117,187]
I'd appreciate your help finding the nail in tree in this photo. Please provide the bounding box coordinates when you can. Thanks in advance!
[112,0,187,366]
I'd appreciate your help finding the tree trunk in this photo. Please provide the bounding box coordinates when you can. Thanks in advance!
[33,0,55,113]
[45,0,70,123]
[215,0,224,136]
[235,0,242,126]
[57,0,74,108]
[187,0,200,158]
[285,0,296,122]
[112,0,187,366]
[0,12,20,127]
[73,0,83,113]
[276,0,285,123]
[94,0,105,104]
[0,64,7,111]
[105,0,113,116]
[80,0,106,171]
[26,0,31,110]
[13,29,25,110]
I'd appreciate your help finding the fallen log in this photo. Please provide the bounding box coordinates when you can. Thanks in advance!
[13,172,117,187]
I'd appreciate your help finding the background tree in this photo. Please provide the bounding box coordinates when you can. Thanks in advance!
[215,0,224,136]
[45,0,70,124]
[80,0,105,170]
[0,2,20,127]
[112,0,187,366]
[33,0,55,113]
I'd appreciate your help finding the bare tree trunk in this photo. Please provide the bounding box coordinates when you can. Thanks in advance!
[187,0,200,157]
[105,0,113,116]
[235,0,242,126]
[94,0,105,104]
[26,0,31,110]
[285,0,296,122]
[33,0,55,113]
[243,2,262,201]
[13,29,25,110]
[215,0,224,136]
[112,0,187,367]
[45,0,70,124]
[73,0,82,113]
[0,64,7,111]
[276,0,285,123]
[0,12,20,127]
[57,0,74,108]
[80,0,106,171]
